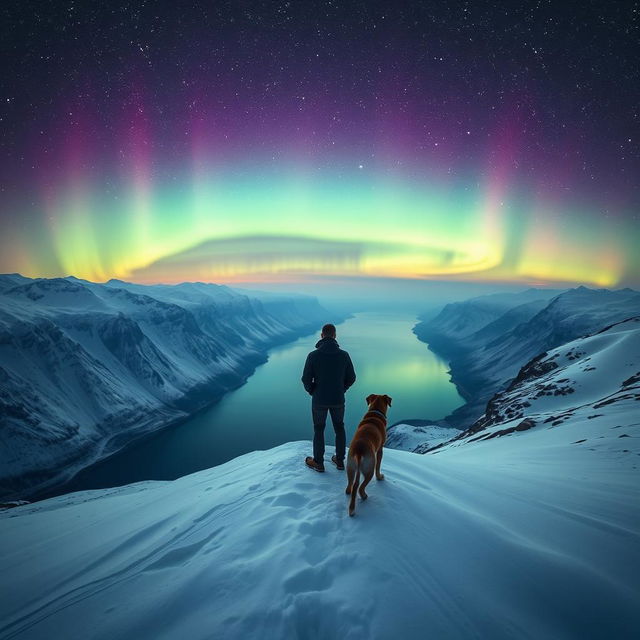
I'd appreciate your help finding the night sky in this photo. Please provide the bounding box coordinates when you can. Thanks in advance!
[1,1,638,288]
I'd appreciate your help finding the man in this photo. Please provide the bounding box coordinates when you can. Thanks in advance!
[301,323,356,472]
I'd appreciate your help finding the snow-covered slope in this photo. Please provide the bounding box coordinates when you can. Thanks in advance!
[1,429,638,640]
[415,287,640,426]
[385,423,456,452]
[418,316,640,456]
[0,276,329,499]
[464,287,640,392]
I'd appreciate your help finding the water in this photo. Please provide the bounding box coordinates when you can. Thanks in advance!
[62,312,463,492]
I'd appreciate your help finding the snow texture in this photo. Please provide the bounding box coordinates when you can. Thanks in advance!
[385,423,456,452]
[1,415,638,640]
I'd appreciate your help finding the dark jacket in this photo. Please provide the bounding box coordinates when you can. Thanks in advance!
[301,337,356,406]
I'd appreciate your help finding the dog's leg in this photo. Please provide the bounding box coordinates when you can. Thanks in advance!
[358,455,375,501]
[348,457,361,516]
[345,456,356,495]
[375,447,385,481]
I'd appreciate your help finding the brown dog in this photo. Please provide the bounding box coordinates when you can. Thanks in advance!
[345,394,392,516]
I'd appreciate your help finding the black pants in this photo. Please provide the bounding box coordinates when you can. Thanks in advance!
[312,404,346,464]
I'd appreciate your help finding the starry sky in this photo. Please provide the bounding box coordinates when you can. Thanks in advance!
[0,1,638,291]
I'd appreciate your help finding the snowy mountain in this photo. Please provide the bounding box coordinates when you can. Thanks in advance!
[385,423,455,451]
[0,275,330,499]
[415,286,640,426]
[414,287,564,352]
[412,315,640,456]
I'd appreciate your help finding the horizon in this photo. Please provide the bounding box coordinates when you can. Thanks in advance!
[3,270,638,317]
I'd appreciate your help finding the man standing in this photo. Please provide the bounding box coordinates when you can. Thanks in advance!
[301,323,356,472]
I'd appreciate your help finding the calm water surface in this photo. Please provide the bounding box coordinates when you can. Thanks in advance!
[62,312,463,492]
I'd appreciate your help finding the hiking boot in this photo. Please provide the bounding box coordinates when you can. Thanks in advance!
[331,455,345,471]
[305,457,325,472]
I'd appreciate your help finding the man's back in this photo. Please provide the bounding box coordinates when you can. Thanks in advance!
[301,337,356,406]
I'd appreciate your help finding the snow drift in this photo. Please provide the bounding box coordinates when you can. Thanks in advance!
[385,422,455,451]
[1,424,638,640]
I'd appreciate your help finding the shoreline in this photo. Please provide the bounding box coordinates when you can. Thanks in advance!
[411,321,489,430]
[6,320,330,504]
[8,312,470,504]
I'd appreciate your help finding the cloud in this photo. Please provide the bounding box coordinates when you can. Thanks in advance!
[129,234,499,284]
[130,235,365,282]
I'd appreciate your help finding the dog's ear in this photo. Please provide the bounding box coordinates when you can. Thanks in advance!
[366,394,376,405]
[383,394,392,407]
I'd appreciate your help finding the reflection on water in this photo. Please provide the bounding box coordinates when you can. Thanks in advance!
[62,312,463,492]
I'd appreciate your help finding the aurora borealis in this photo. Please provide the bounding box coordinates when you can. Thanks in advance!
[1,2,638,289]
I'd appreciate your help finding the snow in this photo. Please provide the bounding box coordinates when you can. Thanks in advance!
[415,287,640,429]
[434,316,640,452]
[385,423,457,451]
[1,426,638,639]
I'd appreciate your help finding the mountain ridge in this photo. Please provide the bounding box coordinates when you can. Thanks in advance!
[0,275,332,499]
[414,286,640,426]
[404,315,640,456]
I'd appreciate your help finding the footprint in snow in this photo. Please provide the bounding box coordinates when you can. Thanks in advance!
[269,492,306,508]
[283,564,333,593]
